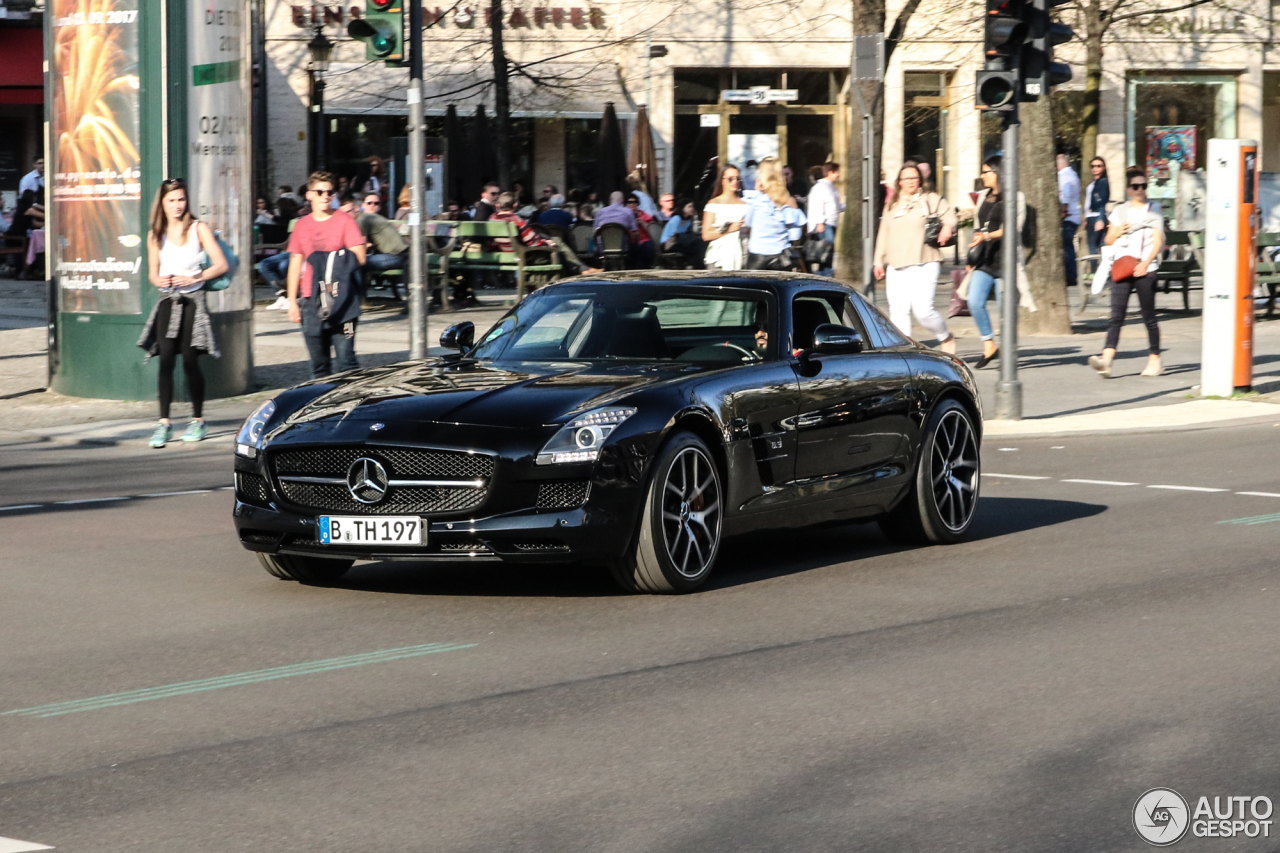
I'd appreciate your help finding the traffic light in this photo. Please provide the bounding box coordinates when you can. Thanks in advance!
[1019,0,1074,101]
[976,0,1026,112]
[348,0,404,65]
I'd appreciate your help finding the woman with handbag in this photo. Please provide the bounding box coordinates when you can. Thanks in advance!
[873,164,957,353]
[140,178,228,448]
[966,157,1006,368]
[743,158,806,270]
[1088,166,1165,378]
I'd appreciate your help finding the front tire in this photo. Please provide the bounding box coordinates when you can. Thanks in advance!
[257,553,355,585]
[609,432,723,594]
[879,398,980,545]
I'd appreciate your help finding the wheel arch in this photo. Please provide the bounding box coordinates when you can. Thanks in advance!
[927,385,984,442]
[660,406,730,486]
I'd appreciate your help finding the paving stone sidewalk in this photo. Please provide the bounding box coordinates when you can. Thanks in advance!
[2,277,1279,446]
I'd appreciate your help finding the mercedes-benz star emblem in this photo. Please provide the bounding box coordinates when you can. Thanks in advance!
[347,457,389,505]
[370,423,385,432]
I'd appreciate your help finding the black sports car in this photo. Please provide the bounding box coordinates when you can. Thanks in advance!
[233,272,982,593]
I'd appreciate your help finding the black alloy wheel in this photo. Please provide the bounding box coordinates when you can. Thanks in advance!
[609,432,723,593]
[257,553,355,585]
[880,398,980,545]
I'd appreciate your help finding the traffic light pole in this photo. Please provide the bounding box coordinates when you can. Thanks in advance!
[407,0,428,359]
[994,114,1022,420]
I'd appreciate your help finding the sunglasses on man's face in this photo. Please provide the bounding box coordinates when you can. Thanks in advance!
[312,188,335,197]
[1129,182,1147,190]
[363,200,381,206]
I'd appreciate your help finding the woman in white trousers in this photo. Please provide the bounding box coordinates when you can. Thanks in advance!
[873,164,957,354]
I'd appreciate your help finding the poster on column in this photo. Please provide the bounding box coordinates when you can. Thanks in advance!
[188,0,252,313]
[50,0,143,314]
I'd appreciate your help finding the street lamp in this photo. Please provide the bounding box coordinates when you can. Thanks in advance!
[307,27,333,172]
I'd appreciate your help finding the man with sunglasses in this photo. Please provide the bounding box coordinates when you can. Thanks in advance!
[286,171,367,376]
[356,192,408,300]
[1057,153,1082,290]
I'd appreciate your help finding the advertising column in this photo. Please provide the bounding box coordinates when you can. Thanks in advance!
[186,0,253,397]
[48,0,149,397]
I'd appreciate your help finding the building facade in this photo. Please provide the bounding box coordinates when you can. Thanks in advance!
[260,0,1280,214]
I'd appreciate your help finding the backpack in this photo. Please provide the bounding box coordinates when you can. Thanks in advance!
[306,248,363,326]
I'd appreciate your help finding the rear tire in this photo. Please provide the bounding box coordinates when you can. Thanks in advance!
[879,398,980,545]
[257,553,355,585]
[608,432,723,594]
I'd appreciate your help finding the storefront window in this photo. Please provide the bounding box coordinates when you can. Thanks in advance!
[672,114,716,200]
[675,71,722,105]
[564,118,601,198]
[903,72,949,190]
[1127,74,1237,172]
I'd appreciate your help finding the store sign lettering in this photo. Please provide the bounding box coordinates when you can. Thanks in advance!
[1129,14,1245,34]
[291,5,362,27]
[433,6,605,28]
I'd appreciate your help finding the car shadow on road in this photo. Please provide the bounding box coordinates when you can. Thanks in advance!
[334,497,1106,597]
[705,497,1108,591]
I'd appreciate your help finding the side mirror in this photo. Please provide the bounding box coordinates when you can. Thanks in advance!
[440,321,475,351]
[809,324,863,355]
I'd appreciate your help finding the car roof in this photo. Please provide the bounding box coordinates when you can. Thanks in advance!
[549,270,852,294]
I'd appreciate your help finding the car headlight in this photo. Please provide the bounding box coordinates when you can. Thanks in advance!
[536,406,637,465]
[235,400,277,458]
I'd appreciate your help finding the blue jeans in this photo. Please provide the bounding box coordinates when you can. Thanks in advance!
[1085,218,1105,272]
[257,251,290,287]
[967,270,1002,341]
[1062,220,1079,288]
[818,226,836,277]
[364,252,406,276]
[298,295,359,378]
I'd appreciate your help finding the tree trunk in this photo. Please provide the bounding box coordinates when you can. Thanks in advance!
[838,0,887,291]
[490,0,512,190]
[1018,96,1073,334]
[1079,18,1103,171]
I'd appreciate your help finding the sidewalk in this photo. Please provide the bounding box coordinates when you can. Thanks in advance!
[2,277,1279,446]
[863,281,1280,437]
[0,281,512,446]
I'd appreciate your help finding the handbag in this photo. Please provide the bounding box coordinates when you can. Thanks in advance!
[803,232,834,267]
[949,268,971,318]
[923,195,954,249]
[198,229,239,291]
[1110,255,1137,282]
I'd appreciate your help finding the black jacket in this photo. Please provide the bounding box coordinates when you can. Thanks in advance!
[1088,176,1110,221]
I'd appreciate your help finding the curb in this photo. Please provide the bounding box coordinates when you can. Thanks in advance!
[982,399,1280,439]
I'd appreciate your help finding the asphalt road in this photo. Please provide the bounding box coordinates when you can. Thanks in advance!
[2,424,1280,852]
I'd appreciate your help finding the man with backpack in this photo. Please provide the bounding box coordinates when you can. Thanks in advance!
[286,171,367,378]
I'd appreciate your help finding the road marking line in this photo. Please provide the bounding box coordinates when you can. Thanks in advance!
[53,497,128,505]
[0,837,54,852]
[982,473,1051,480]
[1061,479,1139,486]
[1148,485,1229,493]
[1218,513,1280,526]
[2,642,477,718]
[1236,491,1280,498]
[139,489,212,498]
[0,504,42,512]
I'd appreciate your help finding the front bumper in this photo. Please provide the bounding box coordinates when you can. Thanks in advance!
[233,426,652,564]
[233,499,628,563]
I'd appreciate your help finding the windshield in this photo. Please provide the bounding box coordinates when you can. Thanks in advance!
[470,285,774,363]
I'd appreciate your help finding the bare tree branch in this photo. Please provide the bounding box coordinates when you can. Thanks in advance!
[1108,0,1217,23]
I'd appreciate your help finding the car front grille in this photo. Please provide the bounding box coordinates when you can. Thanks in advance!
[274,447,494,479]
[536,480,590,509]
[236,471,271,506]
[276,481,486,515]
[269,446,494,515]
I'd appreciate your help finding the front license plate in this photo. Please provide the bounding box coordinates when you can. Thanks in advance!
[319,516,425,546]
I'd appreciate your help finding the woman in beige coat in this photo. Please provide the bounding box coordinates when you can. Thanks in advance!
[873,164,957,353]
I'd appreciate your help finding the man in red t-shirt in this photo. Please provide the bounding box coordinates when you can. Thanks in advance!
[287,171,367,377]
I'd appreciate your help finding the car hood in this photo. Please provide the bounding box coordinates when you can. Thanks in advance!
[280,358,709,430]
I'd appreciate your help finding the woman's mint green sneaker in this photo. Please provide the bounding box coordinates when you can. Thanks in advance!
[182,420,208,442]
[149,423,172,449]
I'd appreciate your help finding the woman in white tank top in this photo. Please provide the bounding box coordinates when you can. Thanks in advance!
[143,178,229,447]
[701,164,748,271]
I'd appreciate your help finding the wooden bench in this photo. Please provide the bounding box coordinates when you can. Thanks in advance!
[446,220,562,299]
[1256,232,1280,317]
[374,220,458,309]
[1154,230,1204,311]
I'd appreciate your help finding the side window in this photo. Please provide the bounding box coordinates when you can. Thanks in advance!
[853,291,911,348]
[791,290,872,352]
